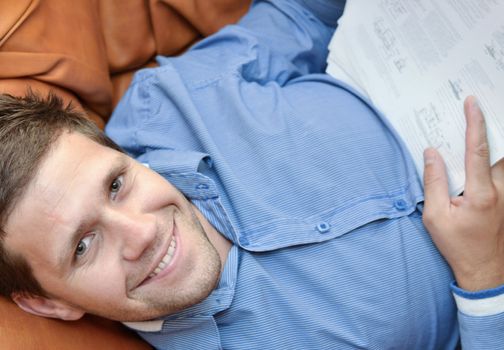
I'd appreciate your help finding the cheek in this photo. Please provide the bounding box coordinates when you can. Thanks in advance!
[65,264,128,304]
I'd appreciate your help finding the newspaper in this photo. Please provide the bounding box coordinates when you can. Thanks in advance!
[326,0,504,194]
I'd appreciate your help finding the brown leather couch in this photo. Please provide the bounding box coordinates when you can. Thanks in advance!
[0,0,250,348]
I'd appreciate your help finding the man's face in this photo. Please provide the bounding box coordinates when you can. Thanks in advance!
[4,132,222,321]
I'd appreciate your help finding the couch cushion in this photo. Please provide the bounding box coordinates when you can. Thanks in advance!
[0,297,152,349]
[0,0,251,125]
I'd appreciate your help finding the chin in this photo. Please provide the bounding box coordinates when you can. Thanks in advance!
[111,255,221,322]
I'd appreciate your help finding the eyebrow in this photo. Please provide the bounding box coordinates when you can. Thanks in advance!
[56,155,130,272]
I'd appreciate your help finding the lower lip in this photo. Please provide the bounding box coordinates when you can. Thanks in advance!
[143,227,181,285]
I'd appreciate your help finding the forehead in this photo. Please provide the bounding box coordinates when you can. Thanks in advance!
[13,132,116,215]
[3,132,122,264]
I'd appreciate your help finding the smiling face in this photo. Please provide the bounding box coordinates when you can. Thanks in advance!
[4,132,223,321]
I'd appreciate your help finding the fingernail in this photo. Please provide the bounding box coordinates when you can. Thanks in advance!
[424,148,436,165]
[472,97,481,114]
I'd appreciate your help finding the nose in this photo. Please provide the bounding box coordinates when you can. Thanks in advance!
[106,208,158,261]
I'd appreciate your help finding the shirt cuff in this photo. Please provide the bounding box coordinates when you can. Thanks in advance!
[451,281,504,316]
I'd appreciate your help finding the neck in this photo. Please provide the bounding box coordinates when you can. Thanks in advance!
[191,204,232,271]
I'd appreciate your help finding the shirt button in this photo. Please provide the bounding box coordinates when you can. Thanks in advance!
[394,199,408,211]
[316,222,331,233]
[196,183,209,190]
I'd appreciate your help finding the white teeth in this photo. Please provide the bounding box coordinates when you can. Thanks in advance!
[148,238,177,279]
[167,239,176,254]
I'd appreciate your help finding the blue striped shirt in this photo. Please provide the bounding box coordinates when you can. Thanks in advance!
[106,0,504,348]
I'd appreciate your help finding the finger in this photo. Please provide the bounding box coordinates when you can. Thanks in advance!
[423,147,450,214]
[463,96,493,197]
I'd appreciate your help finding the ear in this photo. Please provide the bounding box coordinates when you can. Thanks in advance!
[11,293,85,321]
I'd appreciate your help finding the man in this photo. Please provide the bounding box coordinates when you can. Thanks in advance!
[0,0,503,349]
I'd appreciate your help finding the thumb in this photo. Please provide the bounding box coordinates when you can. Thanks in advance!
[423,148,450,214]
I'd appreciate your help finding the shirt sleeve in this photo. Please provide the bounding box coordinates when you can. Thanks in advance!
[451,282,504,349]
[159,0,344,87]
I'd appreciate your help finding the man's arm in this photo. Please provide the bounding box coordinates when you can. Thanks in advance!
[162,0,345,88]
[423,96,504,348]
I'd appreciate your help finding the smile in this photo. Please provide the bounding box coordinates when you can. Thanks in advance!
[148,237,177,279]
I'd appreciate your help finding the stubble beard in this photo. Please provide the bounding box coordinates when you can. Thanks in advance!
[120,207,222,321]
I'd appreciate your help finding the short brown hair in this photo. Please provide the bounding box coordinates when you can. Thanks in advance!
[0,91,122,298]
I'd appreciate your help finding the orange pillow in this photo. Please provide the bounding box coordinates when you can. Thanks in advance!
[0,297,152,349]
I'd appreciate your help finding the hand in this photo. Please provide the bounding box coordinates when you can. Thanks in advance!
[423,95,504,291]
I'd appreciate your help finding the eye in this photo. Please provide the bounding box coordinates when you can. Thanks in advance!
[75,234,95,257]
[110,176,123,200]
